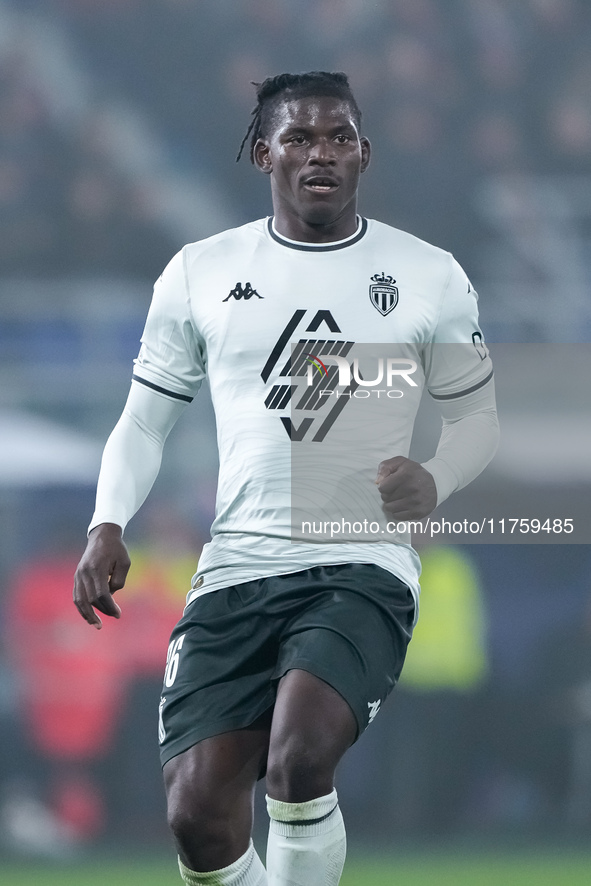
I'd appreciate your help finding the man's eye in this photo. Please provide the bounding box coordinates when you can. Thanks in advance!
[335,135,351,144]
[290,136,307,145]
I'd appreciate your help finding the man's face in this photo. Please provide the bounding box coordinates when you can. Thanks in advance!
[253,95,371,241]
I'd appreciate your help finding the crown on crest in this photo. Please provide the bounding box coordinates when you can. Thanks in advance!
[371,272,396,285]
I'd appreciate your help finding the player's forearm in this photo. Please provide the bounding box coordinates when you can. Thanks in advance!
[88,412,164,533]
[88,382,187,533]
[421,382,500,506]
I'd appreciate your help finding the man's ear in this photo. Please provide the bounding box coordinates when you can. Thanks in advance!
[360,136,371,174]
[253,139,272,174]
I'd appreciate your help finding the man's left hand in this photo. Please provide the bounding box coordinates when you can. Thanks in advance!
[376,456,437,520]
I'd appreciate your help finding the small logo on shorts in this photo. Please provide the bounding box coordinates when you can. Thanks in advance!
[158,697,166,744]
[367,699,381,725]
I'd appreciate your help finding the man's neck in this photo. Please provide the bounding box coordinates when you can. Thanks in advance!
[272,209,360,244]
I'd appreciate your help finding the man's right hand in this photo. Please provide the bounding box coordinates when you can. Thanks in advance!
[73,523,131,629]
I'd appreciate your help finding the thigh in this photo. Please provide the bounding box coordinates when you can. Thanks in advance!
[274,563,415,737]
[266,668,357,801]
[163,712,272,870]
[163,710,272,806]
[158,580,279,768]
[270,667,357,765]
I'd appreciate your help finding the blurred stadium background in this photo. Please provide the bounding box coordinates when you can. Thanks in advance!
[1,0,591,882]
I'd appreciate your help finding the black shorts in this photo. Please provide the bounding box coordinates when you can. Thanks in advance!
[158,563,415,767]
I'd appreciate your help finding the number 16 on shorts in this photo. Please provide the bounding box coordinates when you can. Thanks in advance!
[164,634,186,688]
[159,634,186,744]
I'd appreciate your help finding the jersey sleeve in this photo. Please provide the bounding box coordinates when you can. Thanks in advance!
[423,256,493,401]
[88,382,188,533]
[132,248,206,402]
[420,381,499,505]
[420,257,499,504]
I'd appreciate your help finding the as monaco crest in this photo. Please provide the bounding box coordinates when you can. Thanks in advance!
[370,272,398,316]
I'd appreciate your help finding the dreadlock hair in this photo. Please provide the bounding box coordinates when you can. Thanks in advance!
[236,71,362,163]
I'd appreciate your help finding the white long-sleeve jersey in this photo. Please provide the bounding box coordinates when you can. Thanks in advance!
[90,217,499,609]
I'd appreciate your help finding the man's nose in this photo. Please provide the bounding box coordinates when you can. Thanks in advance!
[308,139,336,164]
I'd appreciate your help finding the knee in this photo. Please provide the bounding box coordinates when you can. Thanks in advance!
[165,761,234,866]
[166,781,222,851]
[162,736,264,871]
[266,736,334,802]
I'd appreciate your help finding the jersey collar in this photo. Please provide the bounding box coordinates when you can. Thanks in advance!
[267,216,368,252]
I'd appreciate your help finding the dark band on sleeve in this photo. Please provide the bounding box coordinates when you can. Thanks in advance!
[429,367,494,401]
[132,373,194,403]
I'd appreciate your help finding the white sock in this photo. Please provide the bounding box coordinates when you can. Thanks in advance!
[178,840,267,885]
[266,789,346,886]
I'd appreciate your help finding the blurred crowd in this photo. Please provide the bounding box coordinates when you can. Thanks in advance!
[1,0,591,280]
[0,2,177,278]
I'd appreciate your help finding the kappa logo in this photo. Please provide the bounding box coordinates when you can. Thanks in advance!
[223,282,263,301]
[370,272,398,316]
[367,699,381,725]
